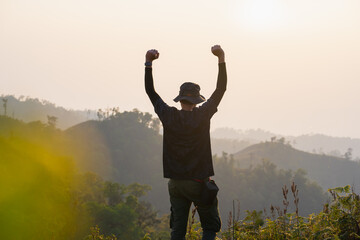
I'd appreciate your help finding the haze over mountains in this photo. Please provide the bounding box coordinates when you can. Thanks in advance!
[211,128,360,160]
[3,94,360,160]
[0,95,96,129]
[2,94,360,224]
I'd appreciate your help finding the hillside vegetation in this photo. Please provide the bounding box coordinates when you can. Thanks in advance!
[234,142,360,192]
[2,110,359,238]
[0,115,168,239]
[0,95,95,129]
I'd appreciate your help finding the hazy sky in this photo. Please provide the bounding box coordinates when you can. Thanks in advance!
[1,0,360,138]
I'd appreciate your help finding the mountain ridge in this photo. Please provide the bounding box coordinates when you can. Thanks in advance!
[233,141,360,192]
[212,127,360,159]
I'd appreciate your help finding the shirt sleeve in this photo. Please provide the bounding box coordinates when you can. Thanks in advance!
[145,67,161,106]
[154,98,171,123]
[199,62,227,117]
[145,67,170,122]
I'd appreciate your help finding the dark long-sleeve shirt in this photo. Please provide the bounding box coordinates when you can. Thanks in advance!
[145,63,227,179]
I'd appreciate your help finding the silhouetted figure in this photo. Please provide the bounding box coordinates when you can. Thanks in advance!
[144,45,227,240]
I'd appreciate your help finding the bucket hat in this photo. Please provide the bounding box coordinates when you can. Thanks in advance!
[173,82,206,104]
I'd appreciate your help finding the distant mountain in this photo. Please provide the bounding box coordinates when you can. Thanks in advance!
[0,95,96,129]
[211,127,360,159]
[212,128,277,141]
[210,138,253,156]
[233,142,360,192]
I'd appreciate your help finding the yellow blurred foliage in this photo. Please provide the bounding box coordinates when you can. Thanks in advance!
[0,135,90,239]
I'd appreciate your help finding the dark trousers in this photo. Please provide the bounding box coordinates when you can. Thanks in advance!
[168,179,221,240]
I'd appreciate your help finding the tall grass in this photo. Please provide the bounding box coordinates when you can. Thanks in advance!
[183,183,360,240]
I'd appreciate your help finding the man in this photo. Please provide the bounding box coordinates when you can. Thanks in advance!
[144,45,227,240]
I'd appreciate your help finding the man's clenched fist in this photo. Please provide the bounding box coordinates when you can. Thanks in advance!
[211,45,225,63]
[211,45,224,58]
[146,49,159,62]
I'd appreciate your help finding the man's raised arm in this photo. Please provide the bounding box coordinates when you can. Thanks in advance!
[144,49,161,106]
[209,45,227,107]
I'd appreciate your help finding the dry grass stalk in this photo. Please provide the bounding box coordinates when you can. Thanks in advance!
[187,205,198,236]
[291,182,299,217]
[282,185,289,215]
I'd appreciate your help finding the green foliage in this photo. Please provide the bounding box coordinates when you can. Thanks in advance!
[186,222,203,240]
[222,185,360,240]
[86,201,142,239]
[74,173,163,239]
[173,185,360,240]
[85,225,117,240]
[215,154,327,217]
[0,116,88,240]
[0,116,166,239]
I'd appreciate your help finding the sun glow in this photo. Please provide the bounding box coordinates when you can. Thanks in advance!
[231,0,289,31]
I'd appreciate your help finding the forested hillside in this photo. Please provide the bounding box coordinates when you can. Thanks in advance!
[234,142,360,192]
[0,95,95,129]
[0,115,167,239]
[65,110,169,214]
[214,155,326,216]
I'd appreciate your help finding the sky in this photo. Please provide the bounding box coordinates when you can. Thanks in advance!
[1,0,360,138]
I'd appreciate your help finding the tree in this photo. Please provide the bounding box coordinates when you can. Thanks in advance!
[104,181,124,206]
[278,137,286,144]
[344,148,353,160]
[97,109,104,121]
[2,98,8,116]
[47,115,58,128]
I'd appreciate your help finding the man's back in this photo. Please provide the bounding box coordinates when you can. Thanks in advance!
[156,103,215,179]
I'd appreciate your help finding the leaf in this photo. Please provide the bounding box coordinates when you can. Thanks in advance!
[343,185,351,193]
[330,187,346,194]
